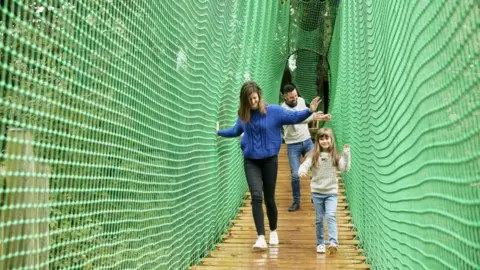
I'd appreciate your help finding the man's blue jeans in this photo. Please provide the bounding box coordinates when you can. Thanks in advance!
[286,139,314,204]
[312,193,338,246]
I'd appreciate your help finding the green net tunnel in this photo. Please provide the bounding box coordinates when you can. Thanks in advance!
[0,0,478,269]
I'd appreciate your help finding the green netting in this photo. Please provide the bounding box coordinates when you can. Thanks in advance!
[287,0,337,109]
[1,0,479,269]
[328,0,479,269]
[0,1,290,269]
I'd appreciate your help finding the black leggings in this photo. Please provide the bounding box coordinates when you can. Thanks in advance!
[244,155,278,236]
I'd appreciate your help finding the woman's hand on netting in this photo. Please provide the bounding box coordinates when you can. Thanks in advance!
[343,144,350,153]
[309,96,321,112]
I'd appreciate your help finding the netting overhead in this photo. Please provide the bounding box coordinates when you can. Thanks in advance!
[286,0,337,110]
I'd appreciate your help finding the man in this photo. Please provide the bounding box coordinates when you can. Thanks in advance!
[281,84,331,212]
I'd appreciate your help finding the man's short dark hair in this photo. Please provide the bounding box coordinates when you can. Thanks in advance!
[282,84,297,95]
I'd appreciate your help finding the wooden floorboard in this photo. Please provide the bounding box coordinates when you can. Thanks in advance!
[191,146,369,269]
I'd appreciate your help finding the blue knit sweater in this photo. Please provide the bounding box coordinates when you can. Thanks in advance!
[217,105,312,159]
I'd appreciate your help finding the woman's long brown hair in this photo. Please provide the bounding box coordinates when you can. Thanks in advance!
[311,128,340,168]
[238,81,266,123]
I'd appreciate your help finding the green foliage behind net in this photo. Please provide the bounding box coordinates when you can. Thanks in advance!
[328,1,479,269]
[0,1,290,269]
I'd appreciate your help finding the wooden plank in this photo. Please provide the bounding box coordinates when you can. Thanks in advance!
[213,243,360,249]
[223,234,356,241]
[222,238,360,245]
[197,261,370,269]
[238,210,351,217]
[225,230,358,237]
[242,200,349,208]
[242,195,347,202]
[228,226,356,233]
[209,247,363,256]
[192,265,371,270]
[201,258,365,265]
[235,215,352,221]
[231,218,352,226]
[0,165,4,268]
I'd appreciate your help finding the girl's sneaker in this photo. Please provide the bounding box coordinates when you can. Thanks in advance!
[328,243,338,255]
[269,231,279,245]
[316,244,326,253]
[252,235,267,250]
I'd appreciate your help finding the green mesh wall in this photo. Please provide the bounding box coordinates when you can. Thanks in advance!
[2,0,479,269]
[287,0,336,108]
[328,0,479,269]
[0,1,290,269]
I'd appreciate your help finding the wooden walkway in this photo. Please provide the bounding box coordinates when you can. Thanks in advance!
[192,146,370,270]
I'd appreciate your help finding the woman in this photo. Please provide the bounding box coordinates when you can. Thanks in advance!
[217,81,320,250]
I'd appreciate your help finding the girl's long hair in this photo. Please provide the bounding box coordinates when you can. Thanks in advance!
[311,128,340,168]
[238,81,266,123]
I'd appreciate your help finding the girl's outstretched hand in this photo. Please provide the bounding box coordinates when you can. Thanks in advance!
[309,96,321,112]
[216,121,219,133]
[298,171,308,178]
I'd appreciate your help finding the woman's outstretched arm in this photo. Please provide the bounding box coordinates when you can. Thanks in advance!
[217,119,244,138]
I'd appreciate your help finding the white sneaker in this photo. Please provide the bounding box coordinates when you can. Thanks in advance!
[269,231,279,245]
[328,243,338,255]
[252,235,267,250]
[316,244,326,253]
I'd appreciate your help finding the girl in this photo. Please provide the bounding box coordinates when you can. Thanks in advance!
[217,81,320,250]
[298,128,350,255]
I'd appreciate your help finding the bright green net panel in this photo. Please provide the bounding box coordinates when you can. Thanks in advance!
[329,0,479,269]
[0,1,290,269]
[287,0,337,109]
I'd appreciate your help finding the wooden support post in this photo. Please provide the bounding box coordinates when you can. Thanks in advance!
[1,164,4,269]
[1,128,49,269]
